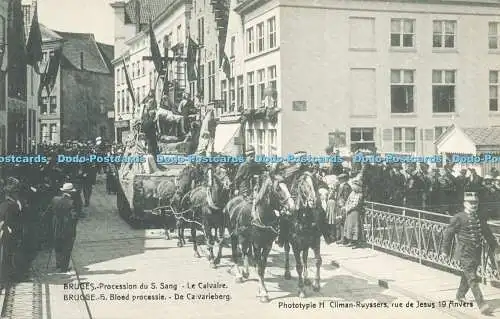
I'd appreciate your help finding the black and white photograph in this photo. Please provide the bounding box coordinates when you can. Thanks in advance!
[0,0,500,318]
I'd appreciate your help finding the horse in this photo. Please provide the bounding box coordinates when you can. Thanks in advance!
[180,165,232,264]
[281,171,324,297]
[221,175,294,302]
[166,163,204,246]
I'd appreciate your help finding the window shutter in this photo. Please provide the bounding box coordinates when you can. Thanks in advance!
[424,129,434,141]
[383,129,392,141]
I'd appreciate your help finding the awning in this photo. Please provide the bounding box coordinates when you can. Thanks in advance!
[214,123,241,156]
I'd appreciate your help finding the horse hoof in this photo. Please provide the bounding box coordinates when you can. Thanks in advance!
[304,278,312,286]
[214,258,221,265]
[260,295,270,303]
[235,277,243,283]
[312,285,320,292]
[210,261,217,269]
[177,242,183,247]
[298,291,306,298]
[284,271,291,280]
[242,271,249,279]
[194,252,201,258]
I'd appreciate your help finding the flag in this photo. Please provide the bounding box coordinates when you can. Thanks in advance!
[7,0,27,99]
[26,5,42,73]
[122,60,136,106]
[148,20,163,75]
[39,49,61,97]
[186,37,198,82]
[221,53,230,80]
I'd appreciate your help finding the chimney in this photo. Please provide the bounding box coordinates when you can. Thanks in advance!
[135,0,141,33]
[80,52,84,70]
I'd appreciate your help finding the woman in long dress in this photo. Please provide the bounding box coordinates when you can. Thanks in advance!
[343,179,364,248]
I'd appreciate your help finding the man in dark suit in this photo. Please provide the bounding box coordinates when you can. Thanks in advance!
[48,183,79,272]
[441,192,498,315]
[0,178,23,286]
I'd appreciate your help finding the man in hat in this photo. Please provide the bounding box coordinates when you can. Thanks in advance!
[142,108,158,156]
[442,192,498,315]
[234,146,267,227]
[0,178,23,285]
[177,90,195,136]
[47,183,79,272]
[334,173,351,244]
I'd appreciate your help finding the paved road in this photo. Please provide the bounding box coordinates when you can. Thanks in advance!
[2,175,483,319]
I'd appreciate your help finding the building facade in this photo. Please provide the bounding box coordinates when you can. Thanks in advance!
[111,0,190,143]
[232,0,500,156]
[38,28,114,144]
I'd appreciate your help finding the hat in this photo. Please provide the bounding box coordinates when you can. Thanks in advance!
[245,146,255,156]
[496,176,500,181]
[60,183,76,192]
[464,192,479,202]
[294,151,307,157]
[485,175,493,180]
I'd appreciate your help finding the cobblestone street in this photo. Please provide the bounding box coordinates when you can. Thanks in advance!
[0,175,494,319]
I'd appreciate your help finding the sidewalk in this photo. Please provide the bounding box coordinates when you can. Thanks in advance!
[320,243,500,318]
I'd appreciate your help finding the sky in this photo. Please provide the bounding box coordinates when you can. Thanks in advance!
[37,0,115,44]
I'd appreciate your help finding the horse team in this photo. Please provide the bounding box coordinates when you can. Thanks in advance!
[153,162,326,303]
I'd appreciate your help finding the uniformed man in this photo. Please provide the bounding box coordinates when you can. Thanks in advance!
[48,183,79,272]
[441,192,498,315]
[233,146,266,227]
[142,109,158,156]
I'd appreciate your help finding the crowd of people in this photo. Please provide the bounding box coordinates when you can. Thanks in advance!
[0,139,123,289]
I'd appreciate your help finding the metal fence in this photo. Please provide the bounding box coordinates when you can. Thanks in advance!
[363,201,500,283]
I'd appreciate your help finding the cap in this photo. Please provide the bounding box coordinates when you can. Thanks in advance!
[338,173,348,180]
[485,175,493,180]
[294,151,307,157]
[245,146,255,156]
[464,192,479,202]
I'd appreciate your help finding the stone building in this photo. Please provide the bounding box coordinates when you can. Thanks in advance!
[38,26,114,144]
[228,0,500,156]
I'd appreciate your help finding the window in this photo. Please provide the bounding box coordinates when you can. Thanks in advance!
[141,61,145,75]
[149,71,153,89]
[121,90,125,113]
[237,76,244,110]
[246,27,255,54]
[268,17,276,49]
[268,66,277,102]
[126,92,130,113]
[247,72,255,109]
[433,20,456,48]
[394,127,416,153]
[49,96,57,113]
[116,68,120,85]
[208,61,215,101]
[199,65,205,99]
[198,17,205,45]
[221,80,228,113]
[432,70,455,112]
[391,69,414,113]
[257,129,265,154]
[49,124,57,142]
[390,18,415,48]
[229,78,235,112]
[116,92,120,113]
[257,69,265,107]
[40,97,48,114]
[490,71,499,111]
[230,36,235,57]
[132,62,135,77]
[435,126,449,140]
[350,128,375,152]
[0,16,5,46]
[41,124,48,142]
[257,23,264,52]
[247,129,255,150]
[489,22,500,49]
[268,129,277,155]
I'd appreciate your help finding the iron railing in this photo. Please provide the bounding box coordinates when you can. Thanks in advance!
[363,201,500,283]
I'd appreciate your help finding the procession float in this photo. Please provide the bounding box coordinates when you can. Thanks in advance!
[116,93,215,228]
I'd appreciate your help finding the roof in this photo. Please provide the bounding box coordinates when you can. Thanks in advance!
[51,31,114,74]
[435,124,500,147]
[40,24,62,42]
[462,127,500,146]
[125,0,174,24]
